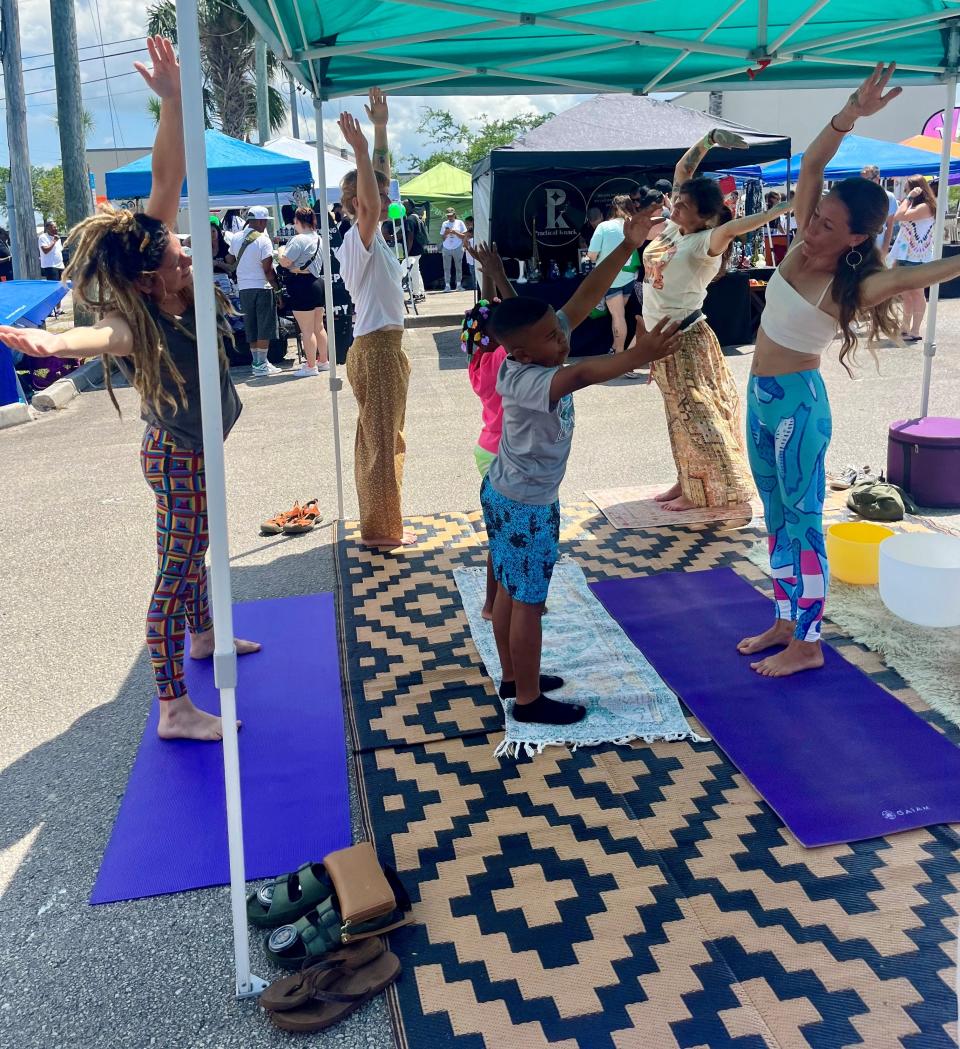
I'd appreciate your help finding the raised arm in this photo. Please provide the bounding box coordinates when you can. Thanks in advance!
[365,88,390,182]
[895,188,933,225]
[338,112,380,249]
[709,201,793,256]
[859,253,960,308]
[467,241,516,300]
[562,211,653,330]
[673,128,748,195]
[0,316,133,359]
[794,64,900,234]
[134,37,184,229]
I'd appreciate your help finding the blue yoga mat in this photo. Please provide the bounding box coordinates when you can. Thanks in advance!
[91,593,351,904]
[591,568,960,847]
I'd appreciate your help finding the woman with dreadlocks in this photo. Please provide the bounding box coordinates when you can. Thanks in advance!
[0,37,258,742]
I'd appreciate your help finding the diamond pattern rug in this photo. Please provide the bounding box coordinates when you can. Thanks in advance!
[334,504,960,1048]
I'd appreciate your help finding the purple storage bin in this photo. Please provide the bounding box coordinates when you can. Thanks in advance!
[887,417,960,508]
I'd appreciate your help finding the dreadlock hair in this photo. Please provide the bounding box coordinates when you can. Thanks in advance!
[827,178,902,371]
[461,297,502,368]
[64,205,229,418]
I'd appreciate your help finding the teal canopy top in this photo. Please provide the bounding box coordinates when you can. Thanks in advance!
[233,0,960,100]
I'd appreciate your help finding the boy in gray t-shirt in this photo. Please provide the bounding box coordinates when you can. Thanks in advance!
[481,210,681,728]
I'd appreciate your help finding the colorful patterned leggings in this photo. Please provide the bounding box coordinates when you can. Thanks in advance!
[746,371,832,642]
[141,426,213,700]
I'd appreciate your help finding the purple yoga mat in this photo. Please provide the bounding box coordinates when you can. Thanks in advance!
[591,568,960,847]
[90,593,351,904]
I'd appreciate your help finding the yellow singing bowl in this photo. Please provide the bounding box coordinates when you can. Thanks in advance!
[826,522,895,585]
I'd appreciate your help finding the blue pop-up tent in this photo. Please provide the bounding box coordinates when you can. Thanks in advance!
[0,280,69,406]
[105,129,313,201]
[734,134,960,186]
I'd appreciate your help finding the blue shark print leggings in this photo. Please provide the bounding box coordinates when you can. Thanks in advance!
[746,371,832,642]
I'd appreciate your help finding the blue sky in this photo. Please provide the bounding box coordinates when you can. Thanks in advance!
[0,0,586,170]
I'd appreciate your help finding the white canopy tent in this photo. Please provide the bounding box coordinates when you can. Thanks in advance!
[167,0,960,997]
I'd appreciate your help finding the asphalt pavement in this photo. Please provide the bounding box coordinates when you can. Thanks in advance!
[1,291,958,1048]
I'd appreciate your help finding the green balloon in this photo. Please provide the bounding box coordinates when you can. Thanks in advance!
[387,202,405,220]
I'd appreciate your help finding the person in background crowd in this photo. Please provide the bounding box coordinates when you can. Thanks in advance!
[277,204,297,243]
[891,174,937,342]
[38,221,65,281]
[0,38,257,742]
[463,215,476,290]
[765,190,785,233]
[210,217,233,276]
[278,205,331,377]
[861,164,897,255]
[336,89,415,549]
[222,208,243,237]
[655,179,674,217]
[335,204,352,242]
[0,228,12,280]
[227,204,282,377]
[439,207,467,292]
[579,206,604,249]
[403,199,427,302]
[587,194,637,364]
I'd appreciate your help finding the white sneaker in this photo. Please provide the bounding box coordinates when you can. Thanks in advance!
[251,361,281,377]
[316,361,330,372]
[443,285,451,293]
[455,285,463,291]
[293,364,319,378]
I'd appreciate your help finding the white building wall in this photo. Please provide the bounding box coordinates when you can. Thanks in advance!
[679,86,950,153]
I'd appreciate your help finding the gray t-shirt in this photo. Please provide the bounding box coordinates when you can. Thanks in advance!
[487,309,575,505]
[282,232,323,277]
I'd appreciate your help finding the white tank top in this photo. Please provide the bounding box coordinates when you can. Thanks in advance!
[758,252,837,356]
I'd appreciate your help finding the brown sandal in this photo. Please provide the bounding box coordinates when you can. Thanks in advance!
[260,938,384,1013]
[261,503,304,536]
[268,951,401,1033]
[282,499,323,535]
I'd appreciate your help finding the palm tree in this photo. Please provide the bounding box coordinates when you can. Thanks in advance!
[146,0,286,140]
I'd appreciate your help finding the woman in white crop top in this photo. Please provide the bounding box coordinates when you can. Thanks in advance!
[741,63,960,679]
[890,175,937,342]
[335,90,413,549]
[639,130,793,512]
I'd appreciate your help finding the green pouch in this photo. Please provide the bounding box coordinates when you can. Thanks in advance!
[847,481,918,522]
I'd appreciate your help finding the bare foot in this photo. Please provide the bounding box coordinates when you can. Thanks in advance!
[654,482,682,503]
[157,694,241,742]
[663,495,698,512]
[481,606,494,621]
[737,620,794,655]
[190,630,261,660]
[360,530,418,549]
[751,639,824,677]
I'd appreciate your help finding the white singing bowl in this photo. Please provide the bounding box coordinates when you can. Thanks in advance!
[879,533,960,628]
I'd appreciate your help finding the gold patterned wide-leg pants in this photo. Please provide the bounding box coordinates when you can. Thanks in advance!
[650,321,753,508]
[346,329,411,541]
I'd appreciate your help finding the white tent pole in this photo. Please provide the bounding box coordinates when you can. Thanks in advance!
[768,0,830,54]
[921,32,959,418]
[314,98,346,519]
[174,0,264,1001]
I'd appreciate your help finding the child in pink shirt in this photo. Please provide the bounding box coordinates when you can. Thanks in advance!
[461,242,516,617]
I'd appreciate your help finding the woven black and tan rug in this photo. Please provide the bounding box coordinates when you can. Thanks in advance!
[335,504,960,1049]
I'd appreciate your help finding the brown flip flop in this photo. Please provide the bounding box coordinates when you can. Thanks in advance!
[261,503,303,536]
[268,951,401,1033]
[282,499,323,535]
[260,938,384,1013]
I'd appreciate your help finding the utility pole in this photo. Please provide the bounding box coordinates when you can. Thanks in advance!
[1,0,41,279]
[708,91,723,119]
[255,38,269,144]
[289,75,299,139]
[50,0,91,232]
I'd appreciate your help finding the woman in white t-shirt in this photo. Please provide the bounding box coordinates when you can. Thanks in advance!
[890,175,937,342]
[278,206,330,377]
[587,195,637,359]
[335,90,413,549]
[642,129,790,511]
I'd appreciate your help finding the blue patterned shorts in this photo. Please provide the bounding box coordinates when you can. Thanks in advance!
[480,476,560,605]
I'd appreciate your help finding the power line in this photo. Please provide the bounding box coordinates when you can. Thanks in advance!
[4,44,148,77]
[0,67,140,102]
[19,33,146,64]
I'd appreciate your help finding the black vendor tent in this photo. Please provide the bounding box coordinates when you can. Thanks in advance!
[472,94,791,262]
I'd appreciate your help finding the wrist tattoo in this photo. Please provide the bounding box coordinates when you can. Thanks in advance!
[374,148,388,159]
